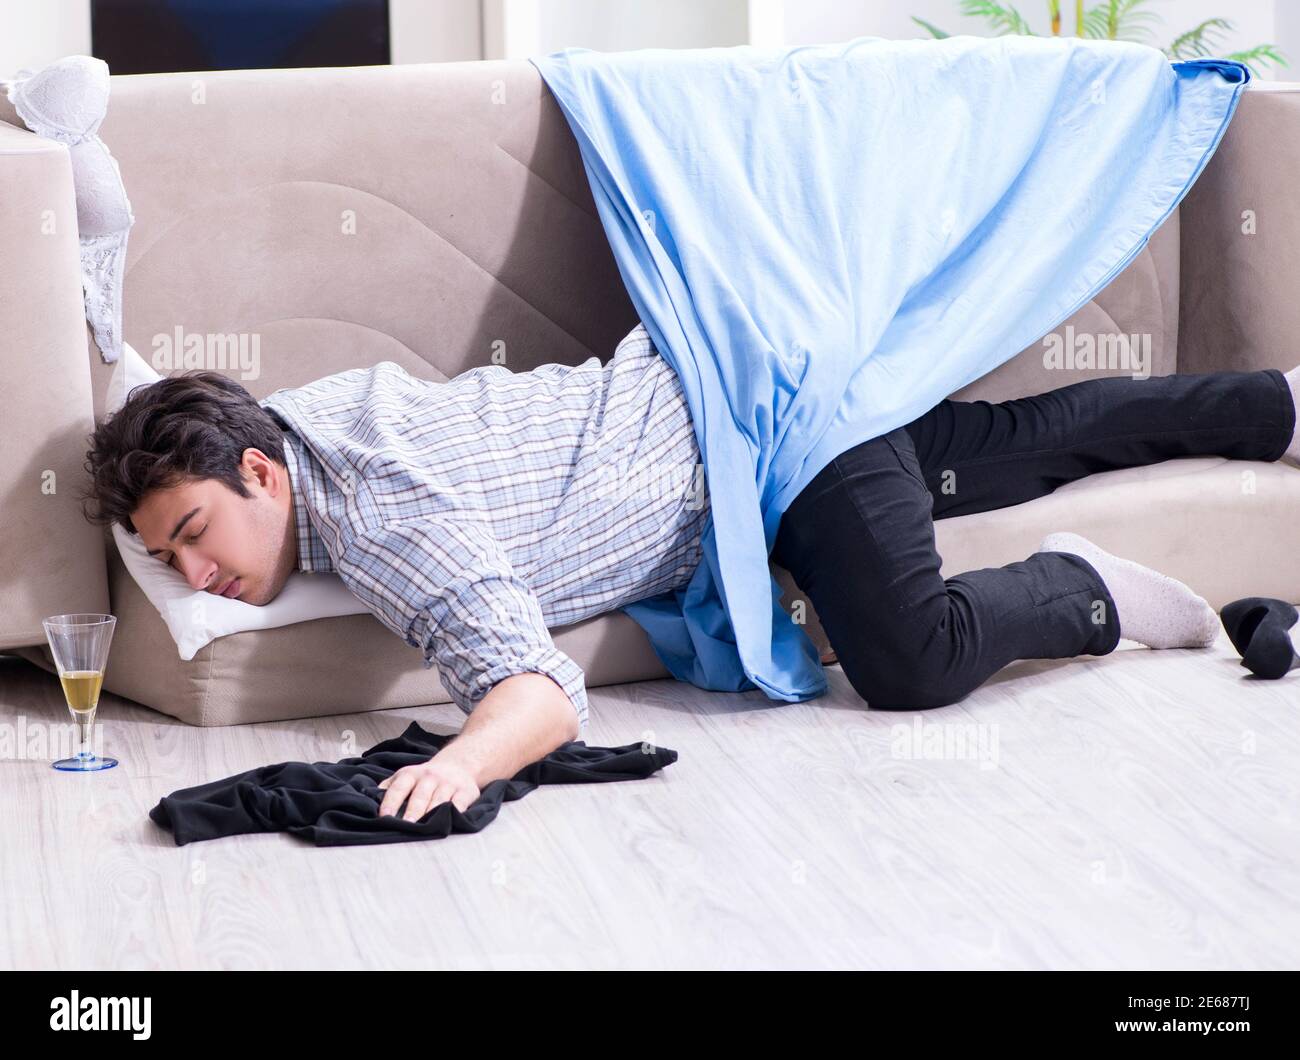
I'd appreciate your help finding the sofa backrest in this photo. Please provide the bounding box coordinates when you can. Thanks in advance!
[69,61,641,414]
[1179,83,1300,377]
[8,58,1186,411]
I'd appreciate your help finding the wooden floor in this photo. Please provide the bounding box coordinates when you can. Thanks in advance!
[1,632,1297,971]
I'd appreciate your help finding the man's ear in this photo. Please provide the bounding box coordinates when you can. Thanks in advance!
[240,447,282,495]
[244,444,292,499]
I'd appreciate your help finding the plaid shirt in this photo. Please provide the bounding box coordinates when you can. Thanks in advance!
[260,324,710,735]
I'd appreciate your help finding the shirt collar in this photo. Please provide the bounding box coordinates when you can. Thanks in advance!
[279,430,334,574]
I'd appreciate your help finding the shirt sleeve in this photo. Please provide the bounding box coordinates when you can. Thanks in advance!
[335,515,589,736]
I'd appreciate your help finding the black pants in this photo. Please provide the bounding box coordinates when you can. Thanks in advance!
[771,368,1296,710]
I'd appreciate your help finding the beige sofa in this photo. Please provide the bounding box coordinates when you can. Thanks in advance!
[2,62,1298,727]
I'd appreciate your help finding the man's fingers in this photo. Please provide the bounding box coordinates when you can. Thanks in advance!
[378,769,469,821]
[403,778,442,822]
[378,771,415,817]
[407,782,462,823]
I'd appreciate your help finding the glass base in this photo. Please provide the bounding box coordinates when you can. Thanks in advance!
[53,754,118,772]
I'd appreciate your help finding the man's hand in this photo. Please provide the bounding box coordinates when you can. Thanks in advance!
[375,671,580,822]
[377,755,481,821]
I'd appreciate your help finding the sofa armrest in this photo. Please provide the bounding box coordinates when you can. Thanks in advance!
[1178,84,1300,375]
[0,120,110,650]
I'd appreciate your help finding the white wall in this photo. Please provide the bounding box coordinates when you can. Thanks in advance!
[0,0,1294,78]
[391,0,481,63]
[0,0,90,76]
[1273,0,1300,73]
[533,0,749,54]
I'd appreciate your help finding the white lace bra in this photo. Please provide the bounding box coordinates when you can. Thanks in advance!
[2,55,134,363]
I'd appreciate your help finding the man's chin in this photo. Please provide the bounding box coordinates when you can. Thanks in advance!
[243,580,287,607]
[226,581,261,606]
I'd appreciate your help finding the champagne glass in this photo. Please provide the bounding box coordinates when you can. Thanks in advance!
[41,614,119,772]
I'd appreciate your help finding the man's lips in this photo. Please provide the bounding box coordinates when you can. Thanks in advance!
[216,578,241,598]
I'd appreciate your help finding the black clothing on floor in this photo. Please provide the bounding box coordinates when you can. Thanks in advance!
[148,721,677,847]
[1221,596,1300,678]
[772,367,1297,710]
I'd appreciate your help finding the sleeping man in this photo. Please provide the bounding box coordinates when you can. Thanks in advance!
[81,322,1300,823]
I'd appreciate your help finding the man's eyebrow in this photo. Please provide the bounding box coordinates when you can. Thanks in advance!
[145,507,202,556]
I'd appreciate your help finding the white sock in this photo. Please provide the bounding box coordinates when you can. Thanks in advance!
[1037,531,1219,649]
[1284,366,1300,466]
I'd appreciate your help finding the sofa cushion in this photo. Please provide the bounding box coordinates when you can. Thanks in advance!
[19,454,1297,726]
[929,456,1300,607]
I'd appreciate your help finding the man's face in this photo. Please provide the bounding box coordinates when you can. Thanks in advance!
[130,448,295,606]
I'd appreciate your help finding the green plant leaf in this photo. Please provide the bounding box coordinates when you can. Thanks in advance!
[1079,0,1159,42]
[911,15,951,39]
[959,0,1037,36]
[1224,44,1288,76]
[1166,17,1232,59]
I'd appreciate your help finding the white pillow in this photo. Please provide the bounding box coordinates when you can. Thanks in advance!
[107,343,369,660]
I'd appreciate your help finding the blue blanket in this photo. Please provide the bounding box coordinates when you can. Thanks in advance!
[528,35,1249,702]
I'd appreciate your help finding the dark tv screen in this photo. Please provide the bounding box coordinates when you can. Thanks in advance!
[92,0,391,74]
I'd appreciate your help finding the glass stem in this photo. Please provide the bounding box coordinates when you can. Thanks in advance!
[73,707,96,760]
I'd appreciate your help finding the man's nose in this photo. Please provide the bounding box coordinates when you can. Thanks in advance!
[178,551,216,592]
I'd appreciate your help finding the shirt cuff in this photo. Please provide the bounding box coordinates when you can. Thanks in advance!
[467,647,589,738]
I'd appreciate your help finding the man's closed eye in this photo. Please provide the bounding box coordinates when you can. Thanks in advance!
[159,524,207,568]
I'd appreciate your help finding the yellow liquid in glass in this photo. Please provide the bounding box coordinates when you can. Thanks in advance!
[59,670,103,713]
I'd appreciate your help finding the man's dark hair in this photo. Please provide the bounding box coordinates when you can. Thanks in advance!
[81,371,286,535]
